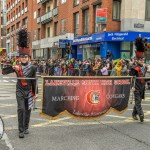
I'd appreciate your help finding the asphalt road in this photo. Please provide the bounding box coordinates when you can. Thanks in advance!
[0,73,150,150]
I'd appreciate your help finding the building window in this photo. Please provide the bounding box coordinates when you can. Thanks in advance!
[34,11,36,19]
[94,4,101,33]
[2,38,6,48]
[1,14,6,25]
[54,22,58,36]
[61,0,66,4]
[38,28,41,40]
[61,19,66,34]
[38,9,41,17]
[34,30,36,41]
[112,0,121,20]
[54,0,59,7]
[74,12,79,36]
[25,0,28,7]
[47,6,50,12]
[47,27,50,37]
[22,2,24,10]
[16,22,20,29]
[145,0,150,20]
[22,17,28,26]
[16,8,18,14]
[83,0,89,3]
[1,28,6,36]
[83,9,89,35]
[74,0,79,6]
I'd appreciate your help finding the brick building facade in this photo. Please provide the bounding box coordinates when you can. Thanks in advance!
[6,0,121,59]
[32,0,121,60]
[5,0,150,60]
[6,0,38,57]
[0,0,6,58]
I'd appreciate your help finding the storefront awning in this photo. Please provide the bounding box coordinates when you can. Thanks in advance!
[72,31,150,45]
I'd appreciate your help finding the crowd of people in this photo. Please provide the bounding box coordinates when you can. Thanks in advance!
[0,56,150,78]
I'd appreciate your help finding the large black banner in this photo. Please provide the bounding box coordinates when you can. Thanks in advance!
[40,77,132,119]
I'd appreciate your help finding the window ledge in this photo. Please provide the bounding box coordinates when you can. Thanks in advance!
[112,19,121,22]
[74,4,79,7]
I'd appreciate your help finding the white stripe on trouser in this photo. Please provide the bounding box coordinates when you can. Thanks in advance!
[28,92,33,110]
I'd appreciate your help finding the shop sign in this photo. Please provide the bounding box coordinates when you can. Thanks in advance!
[73,35,93,44]
[72,32,150,45]
[59,40,66,48]
[96,8,107,24]
[105,32,150,42]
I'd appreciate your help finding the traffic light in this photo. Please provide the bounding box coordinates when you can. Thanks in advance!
[66,43,70,49]
[65,43,71,54]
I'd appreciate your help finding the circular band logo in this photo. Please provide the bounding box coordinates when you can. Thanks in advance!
[0,116,4,139]
[87,91,100,104]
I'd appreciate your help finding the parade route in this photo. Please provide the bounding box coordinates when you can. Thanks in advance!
[1,0,150,149]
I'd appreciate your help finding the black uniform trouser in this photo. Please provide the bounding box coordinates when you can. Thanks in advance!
[16,94,31,133]
[133,90,144,116]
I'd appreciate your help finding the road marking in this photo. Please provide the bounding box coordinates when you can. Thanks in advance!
[107,115,130,119]
[32,117,71,127]
[2,133,14,150]
[144,111,150,116]
[2,77,9,79]
[31,119,150,128]
[3,108,150,130]
[141,104,150,106]
[4,118,150,131]
[11,80,16,83]
[0,84,16,86]
[0,104,16,108]
[3,80,9,83]
[2,115,17,119]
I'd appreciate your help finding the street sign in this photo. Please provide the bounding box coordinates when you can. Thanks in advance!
[59,39,66,48]
[96,8,107,24]
[134,23,144,28]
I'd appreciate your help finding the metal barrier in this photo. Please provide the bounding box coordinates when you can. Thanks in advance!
[0,75,39,110]
[129,77,150,104]
[0,74,149,104]
[37,68,113,76]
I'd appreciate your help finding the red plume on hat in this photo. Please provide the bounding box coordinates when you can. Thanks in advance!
[17,29,30,56]
[135,37,147,59]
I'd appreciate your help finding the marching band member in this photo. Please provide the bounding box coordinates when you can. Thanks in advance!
[130,57,146,122]
[2,29,38,138]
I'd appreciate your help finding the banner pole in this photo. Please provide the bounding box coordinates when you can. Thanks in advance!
[130,77,136,104]
[33,77,38,111]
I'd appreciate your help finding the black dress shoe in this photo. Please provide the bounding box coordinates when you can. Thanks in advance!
[132,113,138,120]
[19,132,24,138]
[24,129,29,134]
[139,115,144,122]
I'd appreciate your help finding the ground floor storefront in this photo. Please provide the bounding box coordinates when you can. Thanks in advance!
[72,31,150,61]
[32,33,74,60]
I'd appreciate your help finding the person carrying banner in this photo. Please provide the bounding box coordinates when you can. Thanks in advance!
[2,29,38,138]
[130,57,147,122]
